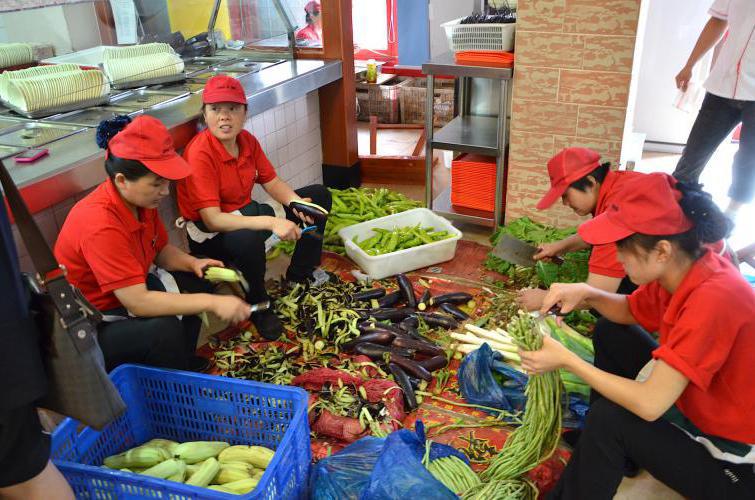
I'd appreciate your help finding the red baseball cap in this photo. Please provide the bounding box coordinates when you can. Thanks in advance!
[107,115,191,180]
[536,148,602,210]
[578,173,694,245]
[305,1,320,13]
[202,75,247,105]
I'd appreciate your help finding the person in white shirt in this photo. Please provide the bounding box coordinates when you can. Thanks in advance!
[673,0,755,220]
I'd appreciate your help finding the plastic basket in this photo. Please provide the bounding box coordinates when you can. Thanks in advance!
[441,18,516,52]
[356,76,410,124]
[399,77,455,127]
[451,154,502,212]
[50,364,311,499]
[338,208,462,279]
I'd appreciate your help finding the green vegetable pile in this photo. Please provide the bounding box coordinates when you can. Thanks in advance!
[485,217,589,288]
[268,188,423,257]
[354,225,452,255]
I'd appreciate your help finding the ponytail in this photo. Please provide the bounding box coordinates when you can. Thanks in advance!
[96,116,151,181]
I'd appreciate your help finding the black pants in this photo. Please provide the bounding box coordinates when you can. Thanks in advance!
[97,271,211,372]
[549,319,755,499]
[189,185,332,304]
[673,92,755,203]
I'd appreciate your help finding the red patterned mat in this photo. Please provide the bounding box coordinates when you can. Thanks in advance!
[198,240,572,495]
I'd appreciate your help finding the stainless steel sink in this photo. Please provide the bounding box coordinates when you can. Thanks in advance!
[0,122,86,148]
[0,144,24,160]
[153,81,207,94]
[109,89,189,111]
[212,61,261,73]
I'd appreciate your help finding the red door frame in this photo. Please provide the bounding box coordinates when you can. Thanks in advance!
[353,0,398,64]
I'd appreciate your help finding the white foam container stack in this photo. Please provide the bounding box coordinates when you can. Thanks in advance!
[338,208,462,279]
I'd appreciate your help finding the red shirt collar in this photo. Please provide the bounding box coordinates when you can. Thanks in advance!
[593,170,620,216]
[662,250,720,325]
[104,179,147,233]
[205,129,252,164]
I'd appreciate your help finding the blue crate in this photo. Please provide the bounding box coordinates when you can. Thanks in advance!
[50,364,311,499]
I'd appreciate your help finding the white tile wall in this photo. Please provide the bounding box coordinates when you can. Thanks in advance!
[10,91,324,270]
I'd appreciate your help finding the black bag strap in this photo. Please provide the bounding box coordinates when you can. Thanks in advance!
[0,159,98,351]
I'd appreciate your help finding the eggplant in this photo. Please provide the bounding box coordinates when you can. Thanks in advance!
[360,307,415,322]
[391,336,444,357]
[289,200,328,224]
[439,302,470,321]
[341,331,395,352]
[388,353,433,382]
[418,355,448,372]
[396,274,417,308]
[413,312,459,330]
[417,289,431,311]
[429,292,473,307]
[352,288,387,301]
[400,316,419,330]
[358,322,404,335]
[377,291,402,308]
[354,342,413,360]
[388,363,417,411]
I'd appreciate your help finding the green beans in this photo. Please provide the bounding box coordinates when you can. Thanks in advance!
[461,479,538,500]
[356,225,452,256]
[479,312,562,483]
[426,456,481,494]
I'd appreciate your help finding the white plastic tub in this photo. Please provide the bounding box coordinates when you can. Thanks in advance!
[338,208,462,279]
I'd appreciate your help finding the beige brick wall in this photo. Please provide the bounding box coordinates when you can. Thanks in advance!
[506,0,641,227]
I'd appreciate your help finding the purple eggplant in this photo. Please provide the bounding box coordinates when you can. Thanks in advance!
[429,292,473,307]
[439,302,469,321]
[377,291,402,308]
[341,331,395,352]
[388,353,433,382]
[289,200,328,224]
[360,308,415,322]
[418,355,448,372]
[414,312,459,330]
[417,289,431,311]
[388,363,417,411]
[352,288,387,301]
[354,342,413,361]
[396,274,417,308]
[391,336,444,357]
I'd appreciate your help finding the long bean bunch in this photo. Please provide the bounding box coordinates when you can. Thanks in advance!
[426,456,481,494]
[480,311,562,482]
[461,478,538,500]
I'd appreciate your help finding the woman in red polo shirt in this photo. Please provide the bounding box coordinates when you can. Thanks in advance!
[55,115,250,372]
[517,148,646,311]
[520,173,755,499]
[177,75,332,340]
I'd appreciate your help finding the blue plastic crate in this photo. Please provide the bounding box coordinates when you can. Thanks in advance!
[50,364,311,499]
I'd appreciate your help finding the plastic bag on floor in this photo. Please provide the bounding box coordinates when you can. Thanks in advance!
[310,436,385,500]
[458,342,528,413]
[361,422,462,500]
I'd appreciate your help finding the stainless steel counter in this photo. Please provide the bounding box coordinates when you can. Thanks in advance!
[7,57,342,214]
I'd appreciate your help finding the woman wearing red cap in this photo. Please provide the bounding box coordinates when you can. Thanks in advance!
[177,75,332,340]
[55,115,251,372]
[295,1,322,45]
[519,173,755,499]
[517,148,646,311]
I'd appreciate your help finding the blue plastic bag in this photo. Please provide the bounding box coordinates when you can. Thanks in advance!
[458,343,589,428]
[360,422,462,500]
[310,437,385,500]
[458,342,528,413]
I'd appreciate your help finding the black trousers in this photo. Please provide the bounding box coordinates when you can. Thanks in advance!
[548,319,755,499]
[189,185,332,304]
[673,92,755,203]
[97,271,212,372]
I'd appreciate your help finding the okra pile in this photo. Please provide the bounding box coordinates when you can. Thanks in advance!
[353,225,452,256]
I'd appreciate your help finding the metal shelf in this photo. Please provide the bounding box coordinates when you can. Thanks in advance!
[432,187,496,227]
[431,116,500,156]
[422,52,513,80]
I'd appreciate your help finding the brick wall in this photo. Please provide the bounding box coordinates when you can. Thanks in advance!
[12,91,324,273]
[505,0,641,227]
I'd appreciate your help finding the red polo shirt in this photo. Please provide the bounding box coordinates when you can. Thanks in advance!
[628,251,755,443]
[54,180,168,311]
[587,170,645,278]
[177,129,277,221]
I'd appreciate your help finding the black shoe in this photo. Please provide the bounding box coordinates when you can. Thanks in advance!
[252,309,284,340]
[189,355,211,373]
[285,268,336,286]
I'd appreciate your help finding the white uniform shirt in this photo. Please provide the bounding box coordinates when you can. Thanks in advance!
[704,0,755,100]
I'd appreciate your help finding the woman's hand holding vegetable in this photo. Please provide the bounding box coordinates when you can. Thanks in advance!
[191,257,225,278]
[540,282,594,316]
[519,335,578,375]
[290,197,315,225]
[516,288,547,311]
[210,295,251,324]
[270,217,301,241]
